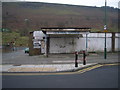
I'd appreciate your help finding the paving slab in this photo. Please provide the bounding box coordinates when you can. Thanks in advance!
[1,63,96,73]
[1,51,119,73]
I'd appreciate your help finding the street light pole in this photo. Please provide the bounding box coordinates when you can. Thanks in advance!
[104,0,107,59]
[24,18,29,36]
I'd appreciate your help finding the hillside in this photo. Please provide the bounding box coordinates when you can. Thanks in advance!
[2,2,119,35]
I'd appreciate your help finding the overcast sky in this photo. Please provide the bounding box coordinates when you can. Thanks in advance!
[1,0,120,8]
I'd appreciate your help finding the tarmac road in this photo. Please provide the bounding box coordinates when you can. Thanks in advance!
[2,65,119,88]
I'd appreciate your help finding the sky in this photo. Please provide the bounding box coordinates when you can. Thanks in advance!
[1,0,120,8]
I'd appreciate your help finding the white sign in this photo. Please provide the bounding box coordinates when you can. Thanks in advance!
[104,25,107,30]
[33,31,45,39]
[33,41,41,48]
[33,31,45,48]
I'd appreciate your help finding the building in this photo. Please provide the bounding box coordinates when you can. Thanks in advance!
[29,27,91,56]
[29,27,120,56]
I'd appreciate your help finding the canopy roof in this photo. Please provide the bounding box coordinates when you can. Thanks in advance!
[41,27,91,32]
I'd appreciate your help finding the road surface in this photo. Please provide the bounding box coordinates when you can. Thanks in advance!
[2,65,119,88]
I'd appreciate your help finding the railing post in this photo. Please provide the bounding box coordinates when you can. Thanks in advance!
[83,50,86,65]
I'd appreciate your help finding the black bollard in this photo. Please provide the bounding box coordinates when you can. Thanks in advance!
[75,51,78,67]
[83,51,86,65]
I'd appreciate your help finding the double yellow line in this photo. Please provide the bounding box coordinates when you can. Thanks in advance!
[75,64,104,74]
[1,63,119,76]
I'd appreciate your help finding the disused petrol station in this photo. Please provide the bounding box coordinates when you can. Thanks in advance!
[29,27,91,56]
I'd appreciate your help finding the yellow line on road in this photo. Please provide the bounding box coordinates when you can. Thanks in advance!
[103,63,120,66]
[1,63,119,76]
[74,64,104,74]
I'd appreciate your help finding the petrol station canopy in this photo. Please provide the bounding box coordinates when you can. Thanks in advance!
[41,27,91,37]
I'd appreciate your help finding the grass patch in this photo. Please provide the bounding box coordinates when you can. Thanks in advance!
[2,31,29,47]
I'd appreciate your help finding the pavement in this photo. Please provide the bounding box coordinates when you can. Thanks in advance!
[1,63,97,73]
[1,50,119,73]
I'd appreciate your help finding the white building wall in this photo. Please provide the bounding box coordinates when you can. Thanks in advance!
[75,38,86,51]
[118,38,120,51]
[115,38,119,51]
[49,33,120,53]
[50,38,77,53]
[87,38,111,52]
[115,33,120,51]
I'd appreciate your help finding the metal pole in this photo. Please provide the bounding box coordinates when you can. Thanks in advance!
[104,33,107,59]
[45,34,48,57]
[104,0,107,59]
[24,19,29,36]
[75,51,78,67]
[86,34,88,51]
[83,51,86,65]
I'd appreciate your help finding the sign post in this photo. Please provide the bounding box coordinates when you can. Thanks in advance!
[104,0,107,59]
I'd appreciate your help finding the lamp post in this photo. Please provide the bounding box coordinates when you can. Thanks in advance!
[24,19,29,27]
[104,0,107,59]
[24,18,29,36]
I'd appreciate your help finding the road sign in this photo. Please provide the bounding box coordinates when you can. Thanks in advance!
[104,25,107,30]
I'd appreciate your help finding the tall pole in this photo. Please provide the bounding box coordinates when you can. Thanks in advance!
[45,34,48,57]
[86,34,88,51]
[24,18,29,36]
[104,0,107,59]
